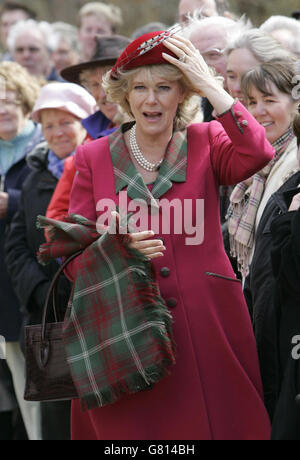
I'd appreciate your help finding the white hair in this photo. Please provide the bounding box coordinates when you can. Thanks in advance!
[7,19,57,53]
[51,21,81,54]
[260,15,300,56]
[260,15,300,36]
[182,13,251,42]
[226,28,292,62]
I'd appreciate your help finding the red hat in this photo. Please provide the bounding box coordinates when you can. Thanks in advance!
[110,29,180,79]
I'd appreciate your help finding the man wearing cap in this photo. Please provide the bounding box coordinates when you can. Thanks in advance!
[61,34,131,140]
[46,35,131,222]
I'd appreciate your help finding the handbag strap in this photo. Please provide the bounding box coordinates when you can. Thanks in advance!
[41,251,83,342]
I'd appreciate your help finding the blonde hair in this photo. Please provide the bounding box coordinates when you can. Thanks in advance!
[103,64,202,131]
[78,2,122,31]
[0,61,41,114]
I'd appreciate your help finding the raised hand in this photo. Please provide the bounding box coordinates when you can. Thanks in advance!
[163,35,234,115]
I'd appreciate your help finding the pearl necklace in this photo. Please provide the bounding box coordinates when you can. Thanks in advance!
[129,125,163,172]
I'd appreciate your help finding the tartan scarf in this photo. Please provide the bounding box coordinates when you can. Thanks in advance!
[227,127,295,277]
[109,123,188,211]
[37,214,176,411]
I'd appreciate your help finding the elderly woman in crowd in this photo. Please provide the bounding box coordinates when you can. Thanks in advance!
[0,61,43,441]
[268,114,300,440]
[227,60,300,420]
[5,82,96,440]
[39,30,276,440]
[226,29,291,105]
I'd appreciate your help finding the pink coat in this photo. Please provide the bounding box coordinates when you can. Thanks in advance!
[67,102,274,440]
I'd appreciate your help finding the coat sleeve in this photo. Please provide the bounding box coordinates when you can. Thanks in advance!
[6,188,21,222]
[4,191,51,312]
[46,156,76,221]
[68,144,97,221]
[208,101,275,186]
[270,210,300,296]
[64,144,98,282]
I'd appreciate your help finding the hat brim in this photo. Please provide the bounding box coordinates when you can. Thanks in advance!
[61,57,117,85]
[32,102,92,123]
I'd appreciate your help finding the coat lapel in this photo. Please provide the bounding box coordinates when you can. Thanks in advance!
[109,125,188,209]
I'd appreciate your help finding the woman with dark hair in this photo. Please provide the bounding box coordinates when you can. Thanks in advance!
[227,60,300,420]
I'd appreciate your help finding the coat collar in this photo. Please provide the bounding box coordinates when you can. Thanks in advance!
[109,123,187,208]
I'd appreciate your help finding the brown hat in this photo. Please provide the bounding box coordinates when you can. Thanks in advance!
[61,34,131,85]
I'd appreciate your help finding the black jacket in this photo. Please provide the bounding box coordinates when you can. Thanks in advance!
[269,185,300,440]
[5,143,71,345]
[0,124,43,341]
[244,171,300,419]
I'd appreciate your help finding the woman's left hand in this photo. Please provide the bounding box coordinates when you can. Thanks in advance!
[289,192,300,211]
[163,35,234,114]
[163,35,215,96]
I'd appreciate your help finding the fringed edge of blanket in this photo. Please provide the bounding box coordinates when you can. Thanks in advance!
[78,354,176,411]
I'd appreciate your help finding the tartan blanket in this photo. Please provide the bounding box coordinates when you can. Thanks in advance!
[37,214,176,410]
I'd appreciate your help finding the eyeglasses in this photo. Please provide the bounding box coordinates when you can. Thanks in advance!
[14,46,41,54]
[202,48,226,61]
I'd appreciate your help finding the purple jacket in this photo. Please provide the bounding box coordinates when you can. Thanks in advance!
[82,110,117,140]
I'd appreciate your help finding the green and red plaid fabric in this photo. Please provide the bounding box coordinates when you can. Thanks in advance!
[109,123,188,210]
[37,214,176,410]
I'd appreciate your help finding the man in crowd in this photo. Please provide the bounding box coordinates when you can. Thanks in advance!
[0,1,36,61]
[6,19,63,81]
[77,2,123,61]
[178,0,218,22]
[61,34,131,140]
[184,15,247,89]
[183,14,248,266]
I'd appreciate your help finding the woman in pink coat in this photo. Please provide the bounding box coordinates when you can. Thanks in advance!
[67,31,274,440]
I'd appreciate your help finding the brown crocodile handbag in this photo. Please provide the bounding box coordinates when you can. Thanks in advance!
[24,252,82,402]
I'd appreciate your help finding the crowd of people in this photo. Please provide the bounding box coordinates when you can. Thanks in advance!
[0,0,300,441]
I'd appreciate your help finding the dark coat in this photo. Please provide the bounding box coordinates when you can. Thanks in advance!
[244,171,300,420]
[0,125,43,341]
[81,110,116,140]
[269,181,300,440]
[5,142,71,346]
